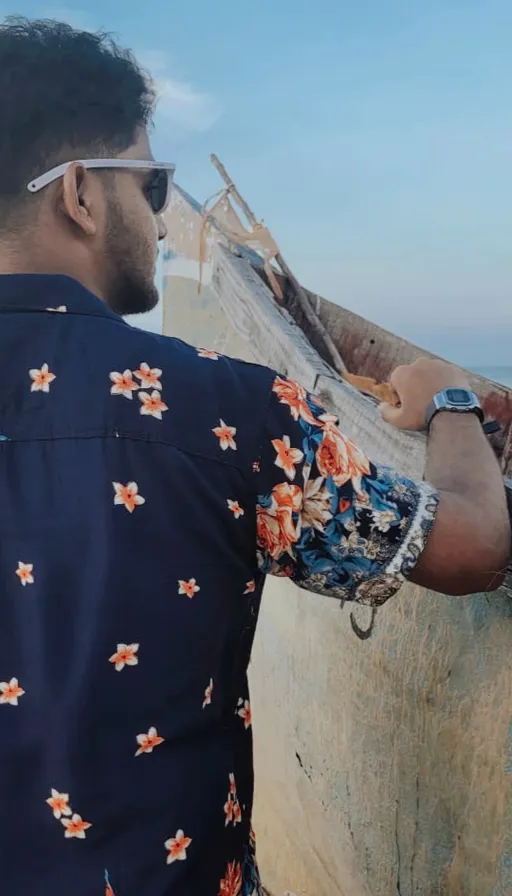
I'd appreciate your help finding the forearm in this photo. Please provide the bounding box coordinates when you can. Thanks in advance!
[426,414,505,504]
[412,414,510,593]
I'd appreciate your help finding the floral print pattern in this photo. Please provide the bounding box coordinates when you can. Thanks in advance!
[164,829,192,864]
[135,727,164,757]
[178,577,200,598]
[110,370,139,399]
[228,499,245,519]
[16,561,34,586]
[109,643,139,671]
[111,365,170,424]
[46,789,72,819]
[62,814,92,839]
[237,699,252,729]
[203,678,214,708]
[219,861,243,896]
[134,363,162,390]
[138,390,168,419]
[256,376,438,605]
[213,419,237,451]
[46,788,91,841]
[0,277,439,895]
[29,363,56,393]
[272,435,304,480]
[0,678,25,705]
[271,375,319,425]
[113,481,145,513]
[224,773,242,827]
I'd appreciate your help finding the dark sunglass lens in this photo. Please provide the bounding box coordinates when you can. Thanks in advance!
[149,170,169,214]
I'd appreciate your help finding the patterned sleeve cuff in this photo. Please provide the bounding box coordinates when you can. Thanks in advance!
[353,481,439,606]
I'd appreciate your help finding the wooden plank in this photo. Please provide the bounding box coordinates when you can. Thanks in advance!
[311,286,512,474]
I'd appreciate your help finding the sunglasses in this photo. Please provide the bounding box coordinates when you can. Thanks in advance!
[27,159,176,215]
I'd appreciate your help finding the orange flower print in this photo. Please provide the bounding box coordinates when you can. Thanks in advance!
[46,788,72,820]
[316,417,370,494]
[113,482,145,513]
[244,580,256,594]
[273,482,302,515]
[227,499,244,519]
[272,376,319,426]
[256,507,288,560]
[224,774,242,827]
[16,561,34,587]
[218,861,242,896]
[237,699,252,729]
[109,369,139,400]
[212,419,237,451]
[224,796,234,826]
[302,476,333,531]
[61,813,92,839]
[46,305,67,312]
[138,390,168,420]
[105,871,115,896]
[164,829,192,864]
[178,578,200,599]
[197,348,220,360]
[134,363,162,390]
[272,435,304,481]
[0,677,25,706]
[203,678,214,709]
[256,482,302,561]
[29,363,56,393]
[135,726,165,757]
[109,643,139,672]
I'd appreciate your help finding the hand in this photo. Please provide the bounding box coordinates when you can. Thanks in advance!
[379,358,471,431]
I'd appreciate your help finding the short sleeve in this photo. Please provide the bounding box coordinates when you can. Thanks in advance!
[254,375,439,606]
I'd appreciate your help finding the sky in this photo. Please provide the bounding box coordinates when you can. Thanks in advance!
[7,1,512,365]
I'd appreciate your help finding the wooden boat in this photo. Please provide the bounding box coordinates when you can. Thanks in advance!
[161,165,512,896]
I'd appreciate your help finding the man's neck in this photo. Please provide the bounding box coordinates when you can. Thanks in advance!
[0,247,105,303]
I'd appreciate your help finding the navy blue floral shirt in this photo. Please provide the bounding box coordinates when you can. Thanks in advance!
[0,275,438,896]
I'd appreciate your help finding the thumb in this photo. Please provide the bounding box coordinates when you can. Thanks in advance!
[379,401,404,427]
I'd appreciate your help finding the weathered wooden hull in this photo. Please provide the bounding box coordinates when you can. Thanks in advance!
[162,186,512,896]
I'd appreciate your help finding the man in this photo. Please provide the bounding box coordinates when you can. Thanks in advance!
[0,16,508,896]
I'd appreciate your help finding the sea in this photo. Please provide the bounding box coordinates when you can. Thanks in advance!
[471,367,512,388]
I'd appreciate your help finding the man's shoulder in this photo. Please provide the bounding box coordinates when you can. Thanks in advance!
[115,325,278,464]
[124,325,277,396]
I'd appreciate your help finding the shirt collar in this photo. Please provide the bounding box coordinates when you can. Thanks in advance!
[0,274,124,322]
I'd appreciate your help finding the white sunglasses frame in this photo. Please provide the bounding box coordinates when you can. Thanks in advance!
[27,159,176,213]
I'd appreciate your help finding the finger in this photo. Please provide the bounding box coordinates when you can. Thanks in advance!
[379,402,405,426]
[379,401,417,429]
[388,364,407,390]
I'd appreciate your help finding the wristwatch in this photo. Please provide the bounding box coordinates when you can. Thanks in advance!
[425,388,484,428]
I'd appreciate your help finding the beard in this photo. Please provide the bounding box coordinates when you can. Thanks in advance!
[102,195,160,316]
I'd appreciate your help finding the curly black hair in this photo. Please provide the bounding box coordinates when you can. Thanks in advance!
[0,16,156,225]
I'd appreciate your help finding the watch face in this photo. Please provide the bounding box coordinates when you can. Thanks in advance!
[445,388,472,404]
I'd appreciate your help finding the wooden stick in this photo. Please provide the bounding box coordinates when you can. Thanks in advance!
[210,154,347,375]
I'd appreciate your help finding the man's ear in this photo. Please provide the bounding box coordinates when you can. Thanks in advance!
[61,163,97,236]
